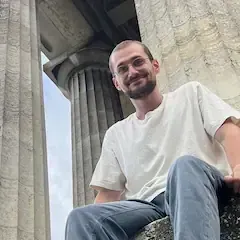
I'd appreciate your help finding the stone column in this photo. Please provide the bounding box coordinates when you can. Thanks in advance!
[134,0,240,110]
[70,67,123,206]
[57,48,123,206]
[0,1,50,240]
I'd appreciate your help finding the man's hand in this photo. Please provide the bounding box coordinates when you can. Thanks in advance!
[224,165,240,193]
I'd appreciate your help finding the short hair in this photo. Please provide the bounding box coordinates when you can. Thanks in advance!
[109,40,154,75]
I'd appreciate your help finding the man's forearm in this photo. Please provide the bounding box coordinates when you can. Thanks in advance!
[222,132,240,169]
[216,120,240,170]
[94,189,121,204]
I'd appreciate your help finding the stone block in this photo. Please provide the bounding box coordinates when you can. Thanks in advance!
[135,197,240,240]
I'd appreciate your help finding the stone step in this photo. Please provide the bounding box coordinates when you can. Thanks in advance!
[135,197,240,240]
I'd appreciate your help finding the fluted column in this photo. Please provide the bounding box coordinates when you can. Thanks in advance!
[135,0,240,110]
[69,66,123,206]
[0,1,50,240]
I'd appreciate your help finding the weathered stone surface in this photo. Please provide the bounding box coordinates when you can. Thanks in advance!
[0,1,50,240]
[135,197,240,240]
[220,197,240,239]
[135,217,173,240]
[38,0,93,59]
[134,0,240,111]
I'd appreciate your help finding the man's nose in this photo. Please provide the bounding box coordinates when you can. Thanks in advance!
[127,65,138,78]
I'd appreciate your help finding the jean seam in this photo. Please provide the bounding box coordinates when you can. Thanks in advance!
[203,193,211,240]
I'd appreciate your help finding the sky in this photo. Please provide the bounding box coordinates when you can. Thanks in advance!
[41,53,73,240]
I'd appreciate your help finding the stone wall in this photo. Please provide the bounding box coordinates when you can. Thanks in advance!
[135,0,240,110]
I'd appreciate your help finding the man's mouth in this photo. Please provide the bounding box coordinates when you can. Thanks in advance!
[128,75,147,85]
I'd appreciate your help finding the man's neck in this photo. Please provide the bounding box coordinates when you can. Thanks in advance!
[132,87,163,120]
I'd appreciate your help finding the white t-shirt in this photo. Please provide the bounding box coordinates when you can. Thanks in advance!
[90,81,240,202]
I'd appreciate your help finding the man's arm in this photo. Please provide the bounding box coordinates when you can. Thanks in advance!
[215,118,240,169]
[94,187,122,204]
[215,118,240,192]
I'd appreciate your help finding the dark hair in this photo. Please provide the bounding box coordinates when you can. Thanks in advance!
[109,40,154,75]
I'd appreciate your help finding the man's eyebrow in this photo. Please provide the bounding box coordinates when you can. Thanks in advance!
[116,56,141,68]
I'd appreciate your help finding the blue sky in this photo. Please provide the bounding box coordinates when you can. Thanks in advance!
[41,53,73,240]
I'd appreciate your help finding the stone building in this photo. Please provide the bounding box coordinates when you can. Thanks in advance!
[1,0,240,239]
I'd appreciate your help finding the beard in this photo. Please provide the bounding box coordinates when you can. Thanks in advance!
[125,75,157,99]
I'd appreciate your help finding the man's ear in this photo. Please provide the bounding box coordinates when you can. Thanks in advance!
[112,77,121,91]
[152,59,160,74]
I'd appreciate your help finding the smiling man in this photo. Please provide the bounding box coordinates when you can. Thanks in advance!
[65,40,240,240]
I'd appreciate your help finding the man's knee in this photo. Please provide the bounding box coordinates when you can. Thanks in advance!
[168,155,206,179]
[67,207,85,225]
[67,205,95,225]
[171,155,203,170]
[66,205,98,239]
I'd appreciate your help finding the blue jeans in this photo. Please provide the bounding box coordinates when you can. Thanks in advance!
[65,156,232,240]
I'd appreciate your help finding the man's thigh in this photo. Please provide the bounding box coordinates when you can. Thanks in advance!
[105,200,165,237]
[71,199,165,239]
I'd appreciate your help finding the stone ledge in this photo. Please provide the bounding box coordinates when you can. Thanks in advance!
[135,197,240,240]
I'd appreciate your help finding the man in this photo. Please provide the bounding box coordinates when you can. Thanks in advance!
[65,40,240,240]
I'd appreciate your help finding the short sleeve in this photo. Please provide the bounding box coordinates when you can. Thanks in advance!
[196,82,240,137]
[90,128,126,191]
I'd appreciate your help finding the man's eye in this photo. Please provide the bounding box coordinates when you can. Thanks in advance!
[133,58,144,66]
[118,66,128,74]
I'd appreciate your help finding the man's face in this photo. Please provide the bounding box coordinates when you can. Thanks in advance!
[111,43,160,99]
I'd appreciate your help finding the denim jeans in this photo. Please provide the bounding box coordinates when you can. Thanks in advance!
[65,155,232,240]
